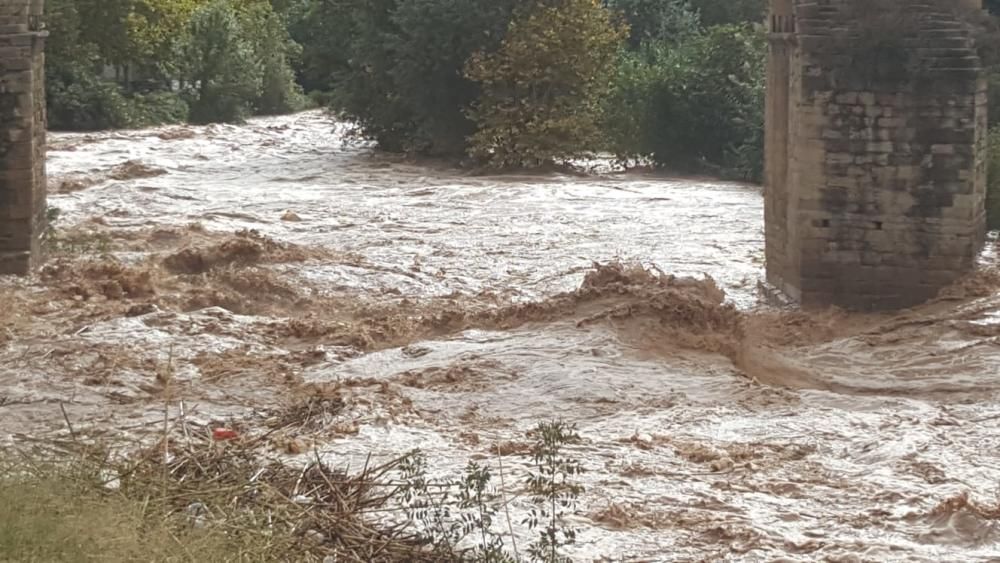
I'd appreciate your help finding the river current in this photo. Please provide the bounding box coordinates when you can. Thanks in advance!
[3,111,1000,561]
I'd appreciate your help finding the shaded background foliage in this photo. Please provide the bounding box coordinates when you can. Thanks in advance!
[45,0,302,129]
[603,0,766,180]
[307,0,517,155]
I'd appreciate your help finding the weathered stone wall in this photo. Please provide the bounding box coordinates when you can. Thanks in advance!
[766,0,987,310]
[0,0,46,275]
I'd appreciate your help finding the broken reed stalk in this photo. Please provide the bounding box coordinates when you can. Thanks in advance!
[496,442,519,561]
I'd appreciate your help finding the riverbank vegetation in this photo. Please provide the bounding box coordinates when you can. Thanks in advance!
[38,0,1000,190]
[45,0,304,130]
[42,0,767,179]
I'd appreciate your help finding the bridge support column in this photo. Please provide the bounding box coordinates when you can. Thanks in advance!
[0,0,46,275]
[765,0,988,310]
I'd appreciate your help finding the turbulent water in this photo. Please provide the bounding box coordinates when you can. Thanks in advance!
[4,111,1000,561]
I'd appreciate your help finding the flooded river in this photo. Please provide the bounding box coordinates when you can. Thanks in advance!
[4,111,1000,561]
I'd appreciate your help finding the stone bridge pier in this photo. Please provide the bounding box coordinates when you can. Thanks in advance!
[0,0,46,275]
[766,0,988,310]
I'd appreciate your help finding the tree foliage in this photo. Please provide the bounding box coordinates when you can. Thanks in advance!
[45,0,133,130]
[604,0,699,47]
[126,0,200,78]
[44,0,303,128]
[182,0,263,123]
[315,0,515,154]
[689,0,765,27]
[604,24,766,180]
[465,0,626,168]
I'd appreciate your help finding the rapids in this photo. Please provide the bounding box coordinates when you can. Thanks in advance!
[3,111,1000,561]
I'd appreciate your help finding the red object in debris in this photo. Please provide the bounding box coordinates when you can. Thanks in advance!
[212,428,239,441]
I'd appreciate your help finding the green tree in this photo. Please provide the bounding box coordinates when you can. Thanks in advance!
[126,0,201,81]
[182,0,263,123]
[45,0,132,130]
[287,0,342,94]
[254,9,305,114]
[231,0,305,114]
[465,0,626,168]
[325,0,410,150]
[316,0,516,154]
[387,0,517,154]
[75,0,133,69]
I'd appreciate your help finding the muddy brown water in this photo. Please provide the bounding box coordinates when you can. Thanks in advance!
[4,111,1000,561]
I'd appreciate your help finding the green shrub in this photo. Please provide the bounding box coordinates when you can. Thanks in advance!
[387,0,518,155]
[44,0,128,130]
[465,0,626,168]
[127,91,190,127]
[604,24,766,180]
[47,66,134,131]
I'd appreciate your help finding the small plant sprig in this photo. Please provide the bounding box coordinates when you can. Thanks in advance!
[459,461,517,562]
[396,420,585,563]
[524,421,584,563]
[398,450,463,557]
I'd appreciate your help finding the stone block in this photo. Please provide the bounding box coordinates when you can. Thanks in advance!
[0,140,31,162]
[835,92,858,104]
[877,117,906,128]
[0,251,31,275]
[0,221,35,251]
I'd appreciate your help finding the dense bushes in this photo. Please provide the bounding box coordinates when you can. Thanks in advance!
[606,0,700,48]
[312,0,765,174]
[603,23,766,180]
[44,0,768,176]
[319,0,764,174]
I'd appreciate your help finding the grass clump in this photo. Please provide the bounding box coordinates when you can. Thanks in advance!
[0,417,587,562]
[0,436,430,562]
[0,453,272,562]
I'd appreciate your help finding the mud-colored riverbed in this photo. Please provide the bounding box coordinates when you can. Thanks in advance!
[4,111,1000,561]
